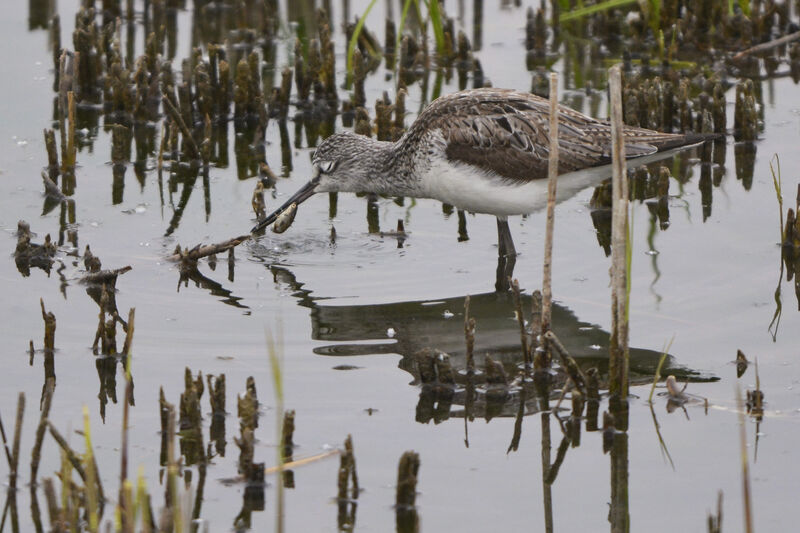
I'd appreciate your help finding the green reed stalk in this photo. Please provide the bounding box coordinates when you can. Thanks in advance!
[267,326,285,533]
[770,154,783,239]
[346,0,378,78]
[559,0,638,22]
[424,0,446,56]
[648,336,675,403]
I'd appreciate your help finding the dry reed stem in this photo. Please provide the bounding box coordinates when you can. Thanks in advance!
[733,30,800,59]
[608,64,629,399]
[542,72,559,336]
[166,235,250,262]
[31,379,55,483]
[10,393,25,492]
[264,449,340,475]
[464,296,475,374]
[510,279,529,369]
[160,89,200,159]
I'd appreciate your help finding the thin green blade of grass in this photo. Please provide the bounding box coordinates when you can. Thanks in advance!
[648,336,675,403]
[769,154,783,239]
[559,0,639,22]
[423,0,446,56]
[346,0,379,78]
[135,466,150,533]
[739,0,751,16]
[266,325,285,533]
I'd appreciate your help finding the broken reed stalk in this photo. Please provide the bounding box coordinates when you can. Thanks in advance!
[31,378,55,484]
[41,299,56,354]
[608,64,630,401]
[464,296,475,373]
[120,308,135,530]
[0,406,13,471]
[733,29,800,60]
[82,406,99,532]
[395,451,420,508]
[160,89,200,160]
[62,91,76,171]
[541,72,559,337]
[736,386,754,533]
[47,421,90,482]
[166,235,250,262]
[543,331,586,393]
[510,280,529,369]
[9,393,25,494]
[336,435,358,500]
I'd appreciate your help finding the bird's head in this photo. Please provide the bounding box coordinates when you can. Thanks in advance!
[251,132,388,233]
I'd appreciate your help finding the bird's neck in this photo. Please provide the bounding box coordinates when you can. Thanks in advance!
[355,137,420,196]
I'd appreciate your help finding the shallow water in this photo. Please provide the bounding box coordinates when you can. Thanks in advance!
[2,1,800,532]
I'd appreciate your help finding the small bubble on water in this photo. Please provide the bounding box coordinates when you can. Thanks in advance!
[386,327,396,338]
[645,250,659,256]
[135,204,147,213]
[442,310,454,318]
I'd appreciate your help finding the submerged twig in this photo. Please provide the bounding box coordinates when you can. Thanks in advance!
[80,266,132,285]
[167,235,250,263]
[733,30,800,60]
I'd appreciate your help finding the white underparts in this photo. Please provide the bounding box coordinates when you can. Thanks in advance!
[419,157,611,216]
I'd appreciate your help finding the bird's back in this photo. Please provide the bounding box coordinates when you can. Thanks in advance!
[403,88,706,183]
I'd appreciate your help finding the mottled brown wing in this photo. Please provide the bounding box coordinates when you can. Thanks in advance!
[413,88,682,183]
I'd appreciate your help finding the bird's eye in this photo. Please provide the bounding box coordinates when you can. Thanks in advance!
[318,160,337,174]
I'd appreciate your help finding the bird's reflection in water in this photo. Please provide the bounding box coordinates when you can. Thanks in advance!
[272,266,716,422]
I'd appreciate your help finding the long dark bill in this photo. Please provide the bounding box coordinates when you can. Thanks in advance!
[251,177,319,233]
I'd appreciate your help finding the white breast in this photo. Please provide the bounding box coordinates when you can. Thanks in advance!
[419,156,612,217]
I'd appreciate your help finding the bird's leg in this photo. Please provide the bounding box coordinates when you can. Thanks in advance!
[495,253,517,292]
[496,218,517,258]
[495,218,517,292]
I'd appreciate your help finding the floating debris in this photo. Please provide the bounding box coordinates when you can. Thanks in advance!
[15,221,57,276]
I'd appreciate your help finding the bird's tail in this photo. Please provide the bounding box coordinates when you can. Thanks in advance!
[655,131,725,152]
